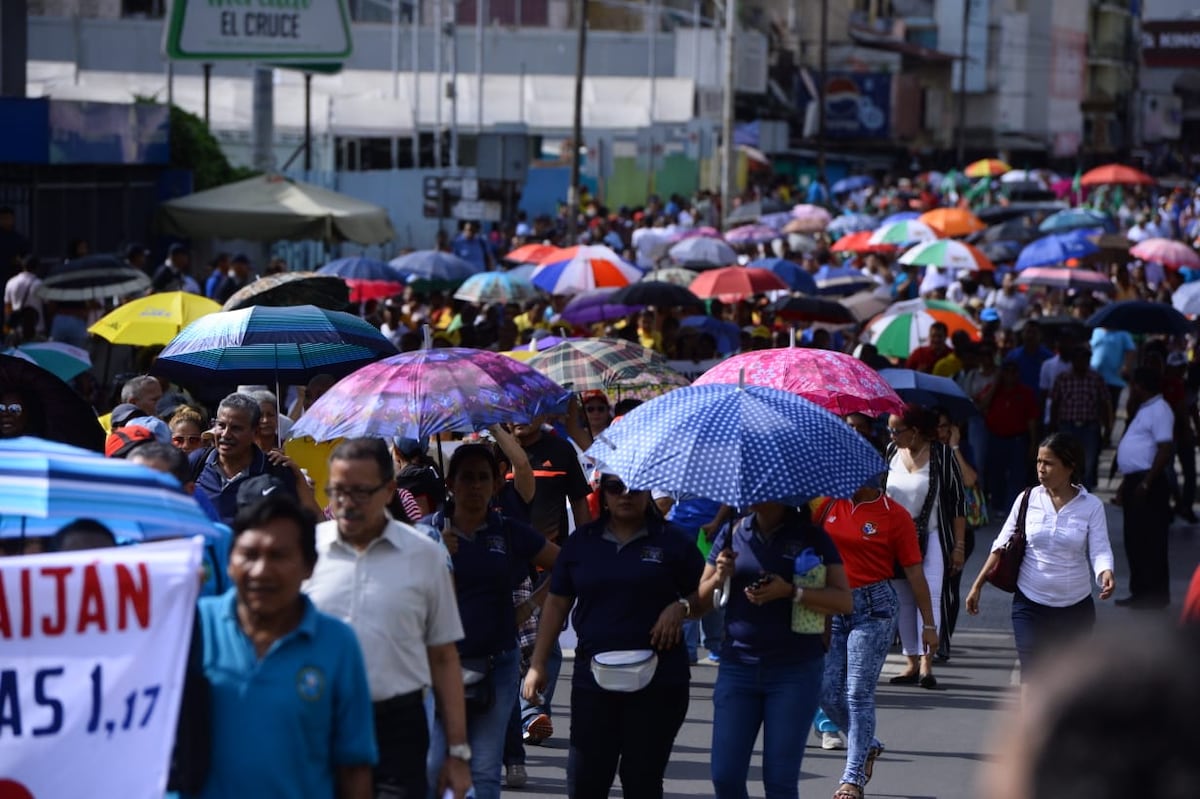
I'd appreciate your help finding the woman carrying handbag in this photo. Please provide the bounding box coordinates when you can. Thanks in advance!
[965,433,1116,678]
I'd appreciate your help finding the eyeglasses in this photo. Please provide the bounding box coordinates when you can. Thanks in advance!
[172,434,202,446]
[887,426,910,437]
[600,480,632,495]
[0,403,22,414]
[325,482,389,503]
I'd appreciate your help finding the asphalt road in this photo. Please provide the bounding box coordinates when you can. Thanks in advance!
[500,447,1200,799]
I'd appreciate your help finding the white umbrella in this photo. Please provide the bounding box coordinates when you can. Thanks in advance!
[1171,281,1200,316]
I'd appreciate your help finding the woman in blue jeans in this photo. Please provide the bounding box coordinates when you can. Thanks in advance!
[817,486,938,799]
[697,502,852,799]
[425,444,559,799]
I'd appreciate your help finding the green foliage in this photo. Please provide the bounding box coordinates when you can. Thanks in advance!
[135,95,256,190]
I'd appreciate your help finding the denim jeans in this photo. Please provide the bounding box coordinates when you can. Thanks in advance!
[820,580,898,788]
[711,657,824,799]
[427,647,520,799]
[1011,588,1095,676]
[1058,421,1100,490]
[986,432,1029,516]
[521,637,562,728]
[684,606,725,661]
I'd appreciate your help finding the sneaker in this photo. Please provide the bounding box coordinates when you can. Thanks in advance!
[505,764,528,788]
[706,652,721,663]
[523,713,553,745]
[821,731,847,750]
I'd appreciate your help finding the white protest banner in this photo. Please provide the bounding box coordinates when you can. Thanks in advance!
[0,537,203,799]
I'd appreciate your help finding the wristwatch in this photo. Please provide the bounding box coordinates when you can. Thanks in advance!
[448,742,472,762]
[793,586,805,604]
[677,597,692,616]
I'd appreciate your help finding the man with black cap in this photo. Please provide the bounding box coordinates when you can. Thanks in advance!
[152,244,200,294]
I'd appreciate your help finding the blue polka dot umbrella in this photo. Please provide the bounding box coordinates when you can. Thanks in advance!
[585,382,885,508]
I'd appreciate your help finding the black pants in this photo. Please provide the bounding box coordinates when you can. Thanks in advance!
[373,691,428,799]
[567,681,689,799]
[940,528,976,657]
[1177,439,1197,515]
[1121,471,1172,608]
[1011,588,1095,676]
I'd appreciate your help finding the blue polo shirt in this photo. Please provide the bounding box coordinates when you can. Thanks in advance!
[187,590,377,799]
[189,446,297,525]
[427,510,547,658]
[551,517,705,693]
[1090,327,1136,388]
[708,512,842,666]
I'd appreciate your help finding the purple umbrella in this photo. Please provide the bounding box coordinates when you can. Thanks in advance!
[560,289,643,326]
[725,224,780,245]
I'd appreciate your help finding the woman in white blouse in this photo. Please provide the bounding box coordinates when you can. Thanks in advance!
[965,433,1115,677]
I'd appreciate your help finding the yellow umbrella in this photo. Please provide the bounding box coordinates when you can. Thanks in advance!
[89,291,222,347]
[963,158,1012,178]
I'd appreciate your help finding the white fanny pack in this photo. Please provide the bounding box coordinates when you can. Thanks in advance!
[590,649,658,692]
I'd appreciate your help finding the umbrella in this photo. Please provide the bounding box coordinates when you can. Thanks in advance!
[2,342,91,383]
[513,334,574,353]
[1171,282,1200,316]
[690,267,789,301]
[766,295,856,324]
[975,217,1039,244]
[88,291,223,347]
[560,289,643,326]
[815,275,879,297]
[978,240,1024,264]
[668,237,737,268]
[290,348,572,441]
[1038,209,1113,234]
[830,230,896,255]
[831,175,875,195]
[527,338,668,392]
[918,208,986,238]
[645,267,700,287]
[1015,231,1101,271]
[155,304,397,386]
[531,246,642,295]
[787,234,819,254]
[826,214,879,236]
[505,244,564,264]
[1085,300,1191,336]
[814,264,863,282]
[604,362,692,401]
[223,272,351,311]
[607,281,705,309]
[724,224,780,245]
[900,240,994,272]
[964,158,1012,178]
[584,383,886,507]
[505,263,539,282]
[1129,238,1200,270]
[0,354,105,451]
[881,211,921,225]
[746,258,818,294]
[678,316,741,354]
[1080,164,1154,187]
[39,255,152,302]
[1016,267,1115,295]
[390,250,481,285]
[0,436,218,541]
[453,272,541,305]
[864,299,981,358]
[878,369,977,420]
[788,204,833,233]
[317,257,407,302]
[759,212,796,231]
[868,220,939,246]
[999,169,1052,189]
[839,289,894,322]
[695,348,905,417]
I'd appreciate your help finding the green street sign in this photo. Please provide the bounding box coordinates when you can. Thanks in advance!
[164,0,353,62]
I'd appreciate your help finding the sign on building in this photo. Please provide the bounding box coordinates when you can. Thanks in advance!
[1141,20,1200,69]
[164,0,353,61]
[823,73,891,140]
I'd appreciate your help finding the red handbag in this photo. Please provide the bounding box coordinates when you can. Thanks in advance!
[985,488,1031,593]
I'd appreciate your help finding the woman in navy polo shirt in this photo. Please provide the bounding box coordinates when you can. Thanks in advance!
[523,474,705,799]
[698,501,852,799]
[425,444,559,799]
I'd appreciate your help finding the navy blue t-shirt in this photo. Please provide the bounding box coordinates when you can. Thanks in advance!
[428,510,547,658]
[708,511,842,666]
[551,517,705,692]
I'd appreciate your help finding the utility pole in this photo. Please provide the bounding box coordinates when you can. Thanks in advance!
[392,0,400,167]
[816,0,828,177]
[647,0,658,202]
[955,0,969,165]
[567,0,589,243]
[412,0,421,167]
[719,0,736,226]
[435,0,444,167]
[448,7,459,170]
[476,0,486,133]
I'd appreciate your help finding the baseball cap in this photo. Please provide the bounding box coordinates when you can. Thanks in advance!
[392,436,429,458]
[236,474,291,509]
[126,415,171,444]
[980,308,1000,323]
[105,425,155,458]
[580,390,609,406]
[110,403,141,428]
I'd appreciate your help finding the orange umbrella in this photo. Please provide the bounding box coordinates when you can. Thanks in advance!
[918,208,986,238]
[964,159,1012,178]
[1080,164,1154,187]
[830,230,897,254]
[506,243,563,264]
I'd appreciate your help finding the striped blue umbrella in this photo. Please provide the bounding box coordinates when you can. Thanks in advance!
[155,304,397,385]
[0,436,218,541]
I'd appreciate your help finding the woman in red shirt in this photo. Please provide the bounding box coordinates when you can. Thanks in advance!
[816,484,939,799]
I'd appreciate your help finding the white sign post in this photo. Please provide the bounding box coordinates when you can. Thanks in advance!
[0,538,203,799]
[164,0,353,61]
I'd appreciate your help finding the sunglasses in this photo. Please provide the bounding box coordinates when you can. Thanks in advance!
[0,403,22,414]
[172,434,202,445]
[600,480,633,495]
[887,426,910,437]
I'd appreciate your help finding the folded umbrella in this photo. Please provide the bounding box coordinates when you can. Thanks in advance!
[0,354,105,451]
[879,369,977,419]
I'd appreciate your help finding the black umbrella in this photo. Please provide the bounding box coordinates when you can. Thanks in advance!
[608,281,704,309]
[972,218,1038,245]
[977,240,1023,264]
[39,254,151,301]
[222,271,351,311]
[0,354,105,452]
[1086,300,1191,336]
[769,295,856,325]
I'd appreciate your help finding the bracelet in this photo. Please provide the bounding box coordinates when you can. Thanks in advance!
[951,445,961,451]
[793,586,806,604]
[677,597,691,617]
[923,624,937,630]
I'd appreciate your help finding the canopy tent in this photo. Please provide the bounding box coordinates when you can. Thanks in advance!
[159,174,396,245]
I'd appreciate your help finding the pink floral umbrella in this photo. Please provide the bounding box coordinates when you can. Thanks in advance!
[693,347,905,417]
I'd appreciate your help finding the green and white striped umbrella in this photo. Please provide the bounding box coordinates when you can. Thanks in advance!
[899,239,995,272]
[868,220,939,246]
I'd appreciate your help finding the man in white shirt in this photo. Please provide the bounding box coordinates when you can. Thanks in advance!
[3,255,43,336]
[303,438,473,798]
[985,273,1029,330]
[1114,368,1175,610]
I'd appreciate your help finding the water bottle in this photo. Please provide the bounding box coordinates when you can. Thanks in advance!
[696,527,713,559]
[791,548,826,634]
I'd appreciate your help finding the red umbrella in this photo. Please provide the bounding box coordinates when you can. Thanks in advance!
[690,267,789,301]
[1079,164,1154,187]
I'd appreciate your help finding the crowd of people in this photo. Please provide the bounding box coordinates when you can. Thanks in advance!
[3,168,1200,799]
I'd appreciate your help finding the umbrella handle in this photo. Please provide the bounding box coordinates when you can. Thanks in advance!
[714,575,732,608]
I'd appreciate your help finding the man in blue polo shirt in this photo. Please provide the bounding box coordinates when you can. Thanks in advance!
[185,493,377,799]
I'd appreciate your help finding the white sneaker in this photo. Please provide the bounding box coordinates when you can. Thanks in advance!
[505,764,528,788]
[821,731,847,750]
